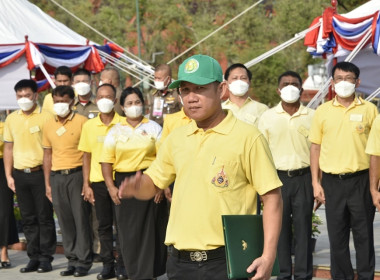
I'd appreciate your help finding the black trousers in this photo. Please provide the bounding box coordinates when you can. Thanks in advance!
[0,160,19,247]
[13,169,56,262]
[92,181,123,267]
[322,171,375,280]
[277,172,314,280]
[50,171,92,270]
[166,249,247,280]
[114,171,168,279]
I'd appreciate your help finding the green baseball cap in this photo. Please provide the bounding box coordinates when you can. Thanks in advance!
[168,54,223,89]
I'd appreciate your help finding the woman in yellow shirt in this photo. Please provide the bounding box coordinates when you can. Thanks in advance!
[100,87,167,280]
[0,120,19,268]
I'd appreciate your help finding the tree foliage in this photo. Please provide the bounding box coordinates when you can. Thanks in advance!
[30,0,365,105]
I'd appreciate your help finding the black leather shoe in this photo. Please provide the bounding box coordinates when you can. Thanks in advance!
[20,260,40,273]
[37,261,52,273]
[74,266,89,277]
[1,260,11,268]
[115,266,128,280]
[97,265,115,279]
[60,266,75,276]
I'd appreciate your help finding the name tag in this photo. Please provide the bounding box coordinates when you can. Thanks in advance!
[97,136,106,143]
[29,126,40,134]
[350,114,363,122]
[118,135,128,143]
[56,126,66,136]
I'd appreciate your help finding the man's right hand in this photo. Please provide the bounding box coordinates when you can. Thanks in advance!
[371,180,380,212]
[108,186,121,205]
[118,171,142,199]
[46,185,53,202]
[312,182,325,204]
[6,176,16,193]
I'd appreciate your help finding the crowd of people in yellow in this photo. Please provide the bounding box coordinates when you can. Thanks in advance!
[0,54,379,280]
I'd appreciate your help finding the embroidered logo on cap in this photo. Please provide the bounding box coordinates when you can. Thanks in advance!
[184,59,199,73]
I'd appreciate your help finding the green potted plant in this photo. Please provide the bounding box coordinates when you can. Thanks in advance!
[311,211,323,252]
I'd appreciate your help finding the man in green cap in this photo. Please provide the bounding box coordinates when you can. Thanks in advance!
[118,54,282,280]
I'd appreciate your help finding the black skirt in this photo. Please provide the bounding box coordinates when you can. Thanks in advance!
[114,171,168,279]
[0,160,19,247]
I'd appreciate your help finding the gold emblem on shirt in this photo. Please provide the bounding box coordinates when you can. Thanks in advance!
[211,166,229,188]
[355,123,365,133]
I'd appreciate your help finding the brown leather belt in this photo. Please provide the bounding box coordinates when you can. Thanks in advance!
[14,165,42,173]
[168,245,225,262]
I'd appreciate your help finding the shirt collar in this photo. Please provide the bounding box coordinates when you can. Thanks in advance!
[332,96,363,108]
[17,105,41,115]
[122,116,149,128]
[274,102,309,116]
[95,112,123,126]
[186,110,235,136]
[224,96,253,106]
[54,111,75,123]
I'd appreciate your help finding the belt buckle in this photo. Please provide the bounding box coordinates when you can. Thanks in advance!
[61,169,69,175]
[23,168,31,173]
[190,251,207,262]
[338,173,345,179]
[287,170,294,178]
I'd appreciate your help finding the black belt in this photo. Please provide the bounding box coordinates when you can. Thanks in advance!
[51,166,82,175]
[277,167,310,178]
[324,169,368,180]
[168,245,225,262]
[14,165,42,173]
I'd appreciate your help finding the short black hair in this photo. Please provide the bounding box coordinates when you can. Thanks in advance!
[52,85,75,99]
[224,63,252,81]
[120,87,145,107]
[14,79,38,93]
[332,62,360,79]
[73,68,91,78]
[96,83,117,97]
[54,66,72,79]
[277,71,302,86]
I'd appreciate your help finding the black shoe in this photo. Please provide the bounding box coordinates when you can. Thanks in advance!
[37,261,52,273]
[60,266,75,276]
[20,260,40,273]
[115,266,128,280]
[74,266,89,277]
[1,260,11,268]
[97,265,115,279]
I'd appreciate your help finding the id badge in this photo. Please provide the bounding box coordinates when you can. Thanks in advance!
[56,126,66,136]
[152,97,164,117]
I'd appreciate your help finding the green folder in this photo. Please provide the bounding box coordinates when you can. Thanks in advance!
[222,215,280,279]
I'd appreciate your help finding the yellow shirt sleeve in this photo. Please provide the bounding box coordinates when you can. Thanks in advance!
[78,122,91,153]
[366,115,380,156]
[309,108,322,145]
[100,125,117,164]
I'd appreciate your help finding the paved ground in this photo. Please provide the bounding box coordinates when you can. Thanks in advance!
[0,207,379,279]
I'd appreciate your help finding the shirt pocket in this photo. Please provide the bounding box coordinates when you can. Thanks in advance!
[208,157,239,193]
[351,121,369,135]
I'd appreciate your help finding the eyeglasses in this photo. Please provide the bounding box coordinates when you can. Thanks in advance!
[333,76,357,83]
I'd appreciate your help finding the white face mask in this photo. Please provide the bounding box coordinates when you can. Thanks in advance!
[334,81,356,98]
[73,82,91,96]
[54,103,71,118]
[124,105,143,119]
[17,97,35,111]
[280,85,301,103]
[154,80,166,90]
[228,80,249,96]
[97,98,114,114]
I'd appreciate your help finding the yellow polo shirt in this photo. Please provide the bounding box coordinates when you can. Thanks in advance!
[309,97,378,174]
[78,113,125,182]
[42,93,54,115]
[145,111,282,250]
[159,108,191,146]
[100,117,162,172]
[258,103,314,170]
[222,97,268,126]
[0,122,4,158]
[42,112,87,171]
[366,115,380,156]
[3,107,53,169]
